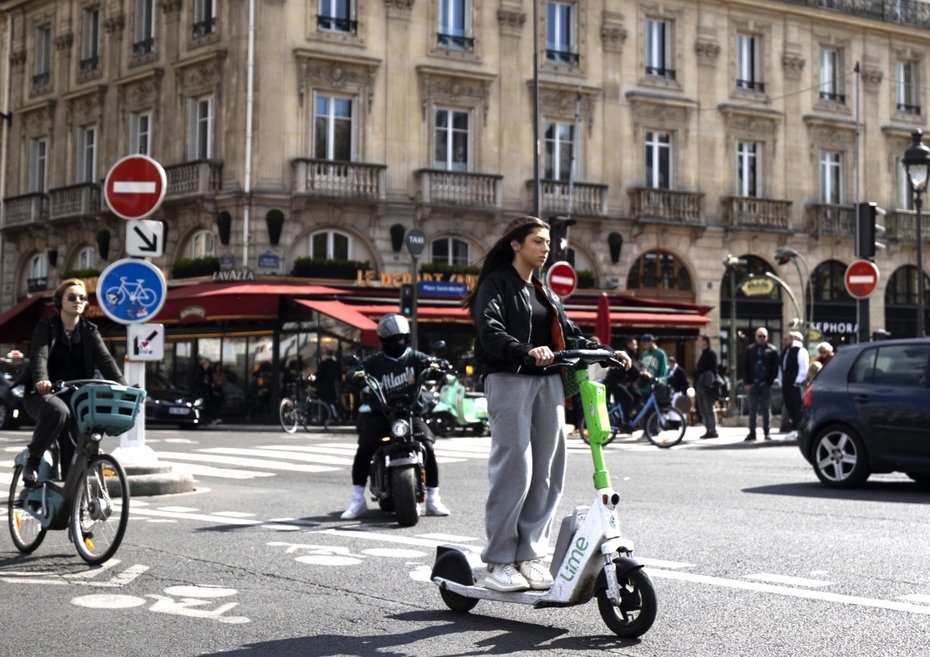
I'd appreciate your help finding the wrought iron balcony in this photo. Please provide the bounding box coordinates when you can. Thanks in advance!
[546,49,579,66]
[885,210,930,242]
[2,192,48,229]
[27,277,48,293]
[49,183,100,220]
[133,38,154,55]
[79,56,98,71]
[192,17,216,36]
[805,202,855,237]
[777,0,930,30]
[897,102,921,114]
[438,33,474,50]
[629,187,704,226]
[528,179,608,216]
[32,72,49,87]
[164,160,222,198]
[819,90,846,103]
[292,159,386,201]
[736,79,765,93]
[645,66,676,80]
[317,15,358,33]
[417,170,502,209]
[723,197,792,231]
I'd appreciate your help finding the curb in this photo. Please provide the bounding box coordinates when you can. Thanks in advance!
[121,463,195,497]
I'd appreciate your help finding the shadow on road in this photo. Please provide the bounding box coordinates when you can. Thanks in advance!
[190,511,412,533]
[207,609,640,656]
[743,480,930,504]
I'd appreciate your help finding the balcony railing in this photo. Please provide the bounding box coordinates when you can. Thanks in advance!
[317,15,358,33]
[79,56,98,71]
[192,17,216,36]
[438,33,474,50]
[417,170,502,209]
[885,210,930,242]
[645,66,676,80]
[546,49,579,66]
[777,0,930,30]
[133,38,154,55]
[32,72,49,87]
[164,160,222,198]
[629,187,704,225]
[819,90,846,103]
[897,102,921,114]
[2,192,48,228]
[527,180,608,216]
[806,202,855,237]
[723,197,792,231]
[736,79,765,93]
[292,159,386,200]
[49,183,100,220]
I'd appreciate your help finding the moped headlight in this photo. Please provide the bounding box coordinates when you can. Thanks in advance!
[391,419,410,438]
[11,384,24,398]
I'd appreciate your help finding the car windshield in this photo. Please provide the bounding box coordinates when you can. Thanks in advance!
[146,371,187,392]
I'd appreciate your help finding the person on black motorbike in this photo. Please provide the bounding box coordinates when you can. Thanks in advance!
[340,314,450,520]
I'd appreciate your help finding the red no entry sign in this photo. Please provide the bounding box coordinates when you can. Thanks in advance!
[104,155,167,220]
[546,261,577,298]
[844,259,880,299]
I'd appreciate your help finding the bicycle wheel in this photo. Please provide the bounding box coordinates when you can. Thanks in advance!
[7,465,47,554]
[644,407,687,448]
[576,411,620,446]
[279,398,299,433]
[303,400,330,429]
[72,454,129,565]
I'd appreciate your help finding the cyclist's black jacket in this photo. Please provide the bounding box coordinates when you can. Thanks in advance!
[472,265,596,375]
[348,348,432,416]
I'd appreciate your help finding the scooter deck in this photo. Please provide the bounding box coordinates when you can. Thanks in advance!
[433,577,558,606]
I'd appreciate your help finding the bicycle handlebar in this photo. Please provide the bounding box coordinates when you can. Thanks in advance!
[50,378,129,395]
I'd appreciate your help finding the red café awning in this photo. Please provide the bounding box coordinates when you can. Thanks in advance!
[0,296,46,343]
[294,299,380,346]
[155,282,344,324]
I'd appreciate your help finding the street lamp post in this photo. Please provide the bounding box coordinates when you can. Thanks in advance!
[903,130,930,337]
[774,246,812,341]
[723,254,747,416]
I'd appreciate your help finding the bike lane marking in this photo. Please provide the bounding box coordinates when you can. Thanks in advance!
[72,585,249,624]
[2,560,149,587]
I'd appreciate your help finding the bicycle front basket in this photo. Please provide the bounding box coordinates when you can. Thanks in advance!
[652,380,671,406]
[71,384,147,436]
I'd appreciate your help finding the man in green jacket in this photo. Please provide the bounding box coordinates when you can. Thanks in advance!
[637,334,669,396]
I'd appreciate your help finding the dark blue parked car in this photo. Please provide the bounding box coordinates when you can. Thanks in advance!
[799,338,930,488]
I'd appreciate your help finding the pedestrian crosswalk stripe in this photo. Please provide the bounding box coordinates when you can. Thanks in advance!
[155,451,339,473]
[198,447,354,466]
[159,462,275,479]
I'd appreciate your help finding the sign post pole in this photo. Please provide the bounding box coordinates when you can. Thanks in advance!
[404,228,426,352]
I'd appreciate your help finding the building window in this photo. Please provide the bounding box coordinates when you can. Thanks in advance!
[81,9,100,71]
[314,94,353,161]
[736,141,760,197]
[430,237,470,265]
[438,0,472,50]
[190,230,216,258]
[886,266,930,306]
[897,60,919,114]
[29,254,49,291]
[189,97,213,160]
[627,250,692,292]
[318,0,356,34]
[77,246,97,270]
[33,27,51,86]
[736,34,763,92]
[77,127,96,184]
[434,108,469,171]
[29,139,48,193]
[811,260,852,302]
[820,151,842,204]
[310,230,352,260]
[644,131,671,189]
[820,48,844,103]
[193,0,216,36]
[544,120,574,180]
[646,19,674,79]
[130,112,152,156]
[546,2,577,65]
[134,0,156,55]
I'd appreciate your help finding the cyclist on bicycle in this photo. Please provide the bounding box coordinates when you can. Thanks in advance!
[339,314,450,520]
[17,279,127,485]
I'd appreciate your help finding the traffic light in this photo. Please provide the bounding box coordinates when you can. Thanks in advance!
[856,202,886,258]
[400,284,414,316]
[546,216,576,266]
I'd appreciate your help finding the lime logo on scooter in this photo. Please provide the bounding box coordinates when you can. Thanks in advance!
[558,536,591,582]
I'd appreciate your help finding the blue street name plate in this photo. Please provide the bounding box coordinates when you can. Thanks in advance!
[258,250,280,269]
[418,281,468,298]
[97,258,167,324]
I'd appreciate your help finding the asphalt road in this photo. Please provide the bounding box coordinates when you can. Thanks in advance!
[1,422,929,657]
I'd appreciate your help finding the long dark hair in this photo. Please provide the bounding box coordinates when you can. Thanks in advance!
[463,216,548,316]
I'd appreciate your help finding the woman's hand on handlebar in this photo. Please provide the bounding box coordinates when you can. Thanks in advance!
[35,380,53,395]
[528,346,555,366]
[614,351,633,370]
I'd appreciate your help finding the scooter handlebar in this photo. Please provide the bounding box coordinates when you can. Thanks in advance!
[522,349,626,372]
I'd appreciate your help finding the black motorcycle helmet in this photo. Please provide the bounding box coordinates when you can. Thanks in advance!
[377,314,411,358]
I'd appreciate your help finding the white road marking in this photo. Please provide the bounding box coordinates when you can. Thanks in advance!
[158,506,199,513]
[650,569,930,616]
[164,585,237,598]
[361,548,427,558]
[130,507,262,525]
[417,533,479,542]
[212,511,256,518]
[636,557,695,569]
[73,594,147,609]
[745,573,834,587]
[898,594,930,604]
[197,447,353,466]
[157,451,341,472]
[159,461,275,479]
[317,528,455,549]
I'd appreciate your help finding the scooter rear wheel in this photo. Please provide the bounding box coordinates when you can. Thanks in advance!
[434,551,479,612]
[391,466,419,527]
[597,565,657,638]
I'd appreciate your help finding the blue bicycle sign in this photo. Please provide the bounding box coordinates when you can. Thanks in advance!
[97,259,167,324]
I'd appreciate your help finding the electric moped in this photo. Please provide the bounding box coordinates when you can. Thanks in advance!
[430,349,657,638]
[429,370,488,437]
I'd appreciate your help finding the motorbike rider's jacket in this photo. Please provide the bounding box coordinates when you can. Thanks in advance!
[472,264,596,375]
[349,348,433,415]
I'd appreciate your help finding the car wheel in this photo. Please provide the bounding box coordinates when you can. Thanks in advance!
[0,402,12,429]
[811,424,870,488]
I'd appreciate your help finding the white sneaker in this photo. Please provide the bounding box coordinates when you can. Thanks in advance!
[482,563,530,592]
[340,494,367,520]
[785,430,798,440]
[518,558,554,590]
[425,489,450,516]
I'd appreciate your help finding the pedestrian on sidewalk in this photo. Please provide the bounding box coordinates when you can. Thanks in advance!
[739,327,779,441]
[777,333,794,435]
[694,334,718,439]
[779,331,809,441]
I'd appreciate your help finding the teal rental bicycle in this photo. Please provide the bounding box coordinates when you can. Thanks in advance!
[575,380,687,448]
[8,379,146,564]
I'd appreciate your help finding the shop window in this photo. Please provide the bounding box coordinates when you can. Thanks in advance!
[627,250,691,292]
[885,266,930,306]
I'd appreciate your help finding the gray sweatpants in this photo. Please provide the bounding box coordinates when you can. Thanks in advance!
[482,372,566,565]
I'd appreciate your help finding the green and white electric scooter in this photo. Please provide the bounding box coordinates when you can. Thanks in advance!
[431,349,657,638]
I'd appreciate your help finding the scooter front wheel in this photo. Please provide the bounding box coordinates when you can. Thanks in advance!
[597,565,657,638]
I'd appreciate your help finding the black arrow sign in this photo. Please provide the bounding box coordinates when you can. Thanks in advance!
[133,330,160,356]
[133,224,158,252]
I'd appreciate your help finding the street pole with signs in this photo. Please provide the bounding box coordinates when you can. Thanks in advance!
[404,228,426,351]
[723,255,746,416]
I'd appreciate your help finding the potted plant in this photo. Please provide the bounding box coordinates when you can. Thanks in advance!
[291,256,369,279]
[577,269,596,289]
[61,268,100,280]
[172,256,221,279]
[419,262,481,277]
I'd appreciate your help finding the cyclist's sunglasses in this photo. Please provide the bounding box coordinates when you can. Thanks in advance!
[66,294,87,303]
